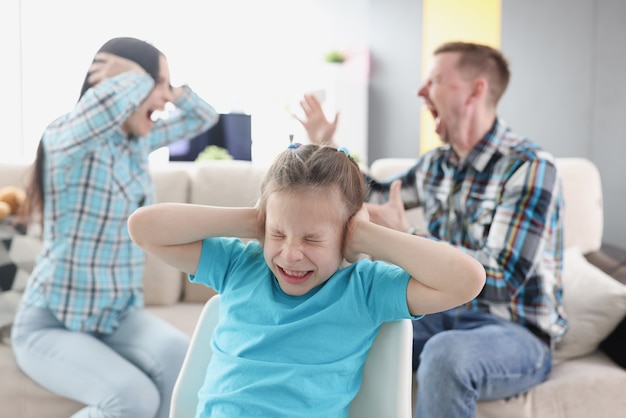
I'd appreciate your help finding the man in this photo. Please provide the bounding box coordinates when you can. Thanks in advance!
[297,41,567,418]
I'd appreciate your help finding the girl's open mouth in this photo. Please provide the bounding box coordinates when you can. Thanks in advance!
[279,266,313,284]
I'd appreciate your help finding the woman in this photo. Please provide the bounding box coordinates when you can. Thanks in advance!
[11,37,219,418]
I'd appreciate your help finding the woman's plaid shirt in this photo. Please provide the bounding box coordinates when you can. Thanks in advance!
[366,119,568,340]
[23,72,219,333]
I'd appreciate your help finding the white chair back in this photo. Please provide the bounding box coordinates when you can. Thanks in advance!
[170,294,413,418]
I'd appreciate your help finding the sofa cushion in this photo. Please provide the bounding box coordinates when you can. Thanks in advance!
[141,164,193,306]
[142,253,185,306]
[183,160,266,303]
[0,344,84,417]
[475,350,626,418]
[553,247,626,364]
[189,160,266,207]
[0,221,41,334]
[182,280,217,304]
[146,303,206,337]
[556,158,603,253]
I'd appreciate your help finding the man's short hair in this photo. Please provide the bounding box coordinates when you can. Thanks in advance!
[435,42,510,106]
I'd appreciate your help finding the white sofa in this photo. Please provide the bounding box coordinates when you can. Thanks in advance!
[0,157,625,418]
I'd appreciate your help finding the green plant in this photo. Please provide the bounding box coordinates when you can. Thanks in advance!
[349,151,362,165]
[324,50,346,64]
[195,145,233,162]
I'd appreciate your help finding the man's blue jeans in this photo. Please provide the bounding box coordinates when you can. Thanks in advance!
[12,303,189,418]
[412,307,552,418]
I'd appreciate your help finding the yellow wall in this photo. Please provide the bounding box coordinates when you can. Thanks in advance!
[420,0,501,154]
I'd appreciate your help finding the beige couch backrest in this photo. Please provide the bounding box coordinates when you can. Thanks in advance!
[368,157,604,254]
[188,160,267,207]
[0,161,194,307]
[0,163,31,188]
[556,158,603,253]
[181,160,268,303]
[0,156,604,307]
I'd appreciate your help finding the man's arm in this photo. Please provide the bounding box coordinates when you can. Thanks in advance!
[293,93,339,146]
[344,206,485,316]
[365,179,427,236]
[364,163,421,210]
[365,156,564,303]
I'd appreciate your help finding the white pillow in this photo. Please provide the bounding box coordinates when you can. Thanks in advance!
[553,247,626,364]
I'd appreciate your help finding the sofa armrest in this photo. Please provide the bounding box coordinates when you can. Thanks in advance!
[585,243,626,284]
[585,243,626,368]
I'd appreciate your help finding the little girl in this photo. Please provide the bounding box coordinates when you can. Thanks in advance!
[128,143,485,417]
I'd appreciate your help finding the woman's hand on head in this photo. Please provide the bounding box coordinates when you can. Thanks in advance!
[171,86,185,102]
[87,52,145,86]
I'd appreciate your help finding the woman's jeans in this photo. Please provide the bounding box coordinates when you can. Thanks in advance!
[11,303,189,418]
[412,307,552,418]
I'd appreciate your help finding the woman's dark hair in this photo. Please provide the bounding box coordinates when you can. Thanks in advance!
[78,37,162,99]
[25,37,163,222]
[22,140,45,222]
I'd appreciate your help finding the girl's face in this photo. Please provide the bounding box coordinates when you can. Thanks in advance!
[122,55,174,137]
[263,187,346,296]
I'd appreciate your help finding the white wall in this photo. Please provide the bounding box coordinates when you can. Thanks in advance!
[364,0,626,248]
[7,0,370,165]
[367,0,422,161]
[499,0,626,248]
[0,0,22,161]
[7,0,625,246]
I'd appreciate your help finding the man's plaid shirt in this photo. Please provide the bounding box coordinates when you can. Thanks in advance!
[366,118,568,340]
[23,72,218,333]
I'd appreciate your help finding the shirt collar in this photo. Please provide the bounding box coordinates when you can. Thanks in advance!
[446,117,507,173]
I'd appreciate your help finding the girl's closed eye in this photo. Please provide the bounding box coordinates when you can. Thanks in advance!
[268,230,285,239]
[304,236,324,244]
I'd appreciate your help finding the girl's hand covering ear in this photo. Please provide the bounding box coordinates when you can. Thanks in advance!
[343,205,370,263]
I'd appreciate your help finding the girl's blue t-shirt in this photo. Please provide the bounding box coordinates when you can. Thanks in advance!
[189,237,421,418]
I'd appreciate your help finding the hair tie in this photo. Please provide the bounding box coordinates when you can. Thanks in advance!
[337,146,350,157]
[288,142,302,149]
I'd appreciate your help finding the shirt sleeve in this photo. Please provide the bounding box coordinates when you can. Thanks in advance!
[190,238,264,293]
[352,260,423,322]
[44,72,154,161]
[142,85,220,152]
[364,162,422,210]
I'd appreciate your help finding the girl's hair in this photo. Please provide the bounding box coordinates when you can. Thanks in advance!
[25,37,163,222]
[257,144,365,231]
